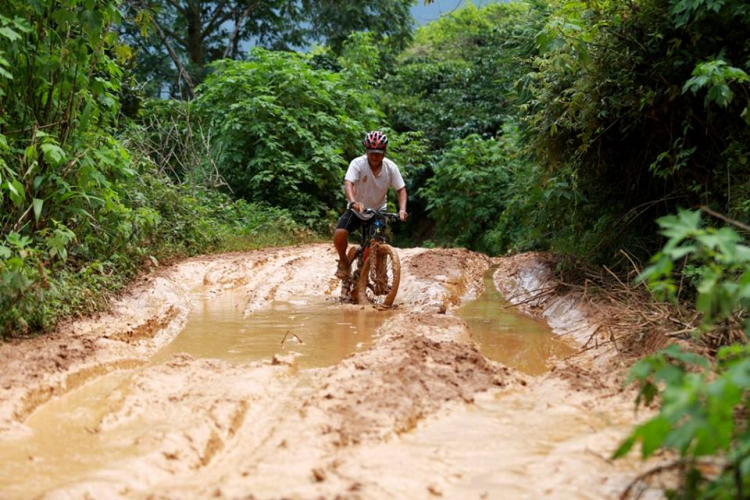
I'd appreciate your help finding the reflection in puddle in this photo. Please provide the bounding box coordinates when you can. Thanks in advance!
[153,289,393,368]
[459,269,577,375]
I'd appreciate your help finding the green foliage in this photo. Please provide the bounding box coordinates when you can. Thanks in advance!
[194,47,382,225]
[420,126,525,252]
[304,0,416,55]
[683,59,750,110]
[0,0,306,338]
[383,1,549,250]
[384,1,546,149]
[120,0,416,98]
[524,0,750,261]
[640,210,750,328]
[615,211,750,498]
[617,343,750,498]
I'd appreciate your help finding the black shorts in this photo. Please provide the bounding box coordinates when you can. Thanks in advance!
[336,209,370,234]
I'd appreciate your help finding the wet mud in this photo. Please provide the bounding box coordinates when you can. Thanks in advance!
[0,245,662,499]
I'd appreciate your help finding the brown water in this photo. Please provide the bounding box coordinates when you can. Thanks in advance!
[0,278,581,499]
[459,269,577,375]
[153,288,393,368]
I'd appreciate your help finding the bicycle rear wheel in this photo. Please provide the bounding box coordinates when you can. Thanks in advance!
[355,244,400,307]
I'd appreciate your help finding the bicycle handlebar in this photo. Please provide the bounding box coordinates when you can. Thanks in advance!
[363,208,401,220]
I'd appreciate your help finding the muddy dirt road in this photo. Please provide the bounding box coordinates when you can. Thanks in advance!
[0,245,659,499]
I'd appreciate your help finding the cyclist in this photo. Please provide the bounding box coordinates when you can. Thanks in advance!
[334,130,408,279]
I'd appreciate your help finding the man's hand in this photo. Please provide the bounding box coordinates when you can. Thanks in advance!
[399,210,408,222]
[350,202,364,212]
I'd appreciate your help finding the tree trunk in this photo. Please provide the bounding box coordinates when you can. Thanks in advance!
[186,3,204,67]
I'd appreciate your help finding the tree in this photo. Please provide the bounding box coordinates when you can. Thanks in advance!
[193,47,382,222]
[302,0,416,55]
[120,0,304,98]
[121,0,416,99]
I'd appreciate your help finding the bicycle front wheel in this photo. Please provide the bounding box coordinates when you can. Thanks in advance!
[355,244,401,307]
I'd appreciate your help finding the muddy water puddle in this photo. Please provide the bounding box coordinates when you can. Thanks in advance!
[1,274,583,499]
[459,269,577,375]
[0,291,392,499]
[152,288,393,368]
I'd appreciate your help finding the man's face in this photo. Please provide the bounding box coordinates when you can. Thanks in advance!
[367,150,385,168]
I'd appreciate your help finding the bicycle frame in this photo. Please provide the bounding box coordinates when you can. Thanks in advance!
[351,209,399,270]
[341,209,399,301]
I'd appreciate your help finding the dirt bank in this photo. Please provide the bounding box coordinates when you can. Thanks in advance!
[0,244,660,499]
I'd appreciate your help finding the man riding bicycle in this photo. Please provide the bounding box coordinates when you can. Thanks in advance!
[334,130,408,279]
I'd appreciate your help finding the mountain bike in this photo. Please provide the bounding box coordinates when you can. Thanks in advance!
[340,209,401,307]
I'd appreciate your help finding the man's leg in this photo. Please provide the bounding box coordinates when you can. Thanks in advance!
[334,210,361,279]
[334,228,349,262]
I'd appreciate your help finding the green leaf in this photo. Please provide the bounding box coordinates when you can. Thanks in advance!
[0,27,21,42]
[11,17,32,33]
[612,434,637,459]
[32,198,43,222]
[41,143,66,166]
[6,179,25,205]
[637,416,672,458]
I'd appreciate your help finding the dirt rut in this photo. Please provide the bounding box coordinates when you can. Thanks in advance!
[0,245,660,499]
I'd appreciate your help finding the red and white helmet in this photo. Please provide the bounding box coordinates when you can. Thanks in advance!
[363,130,388,151]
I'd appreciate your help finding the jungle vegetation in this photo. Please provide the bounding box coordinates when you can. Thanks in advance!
[0,0,748,496]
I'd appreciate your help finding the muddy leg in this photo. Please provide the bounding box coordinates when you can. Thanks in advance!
[334,228,349,261]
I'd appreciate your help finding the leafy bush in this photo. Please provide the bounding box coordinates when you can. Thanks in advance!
[524,0,750,261]
[617,343,750,499]
[194,46,383,225]
[381,1,548,249]
[0,162,303,337]
[615,210,750,498]
[420,127,525,253]
[0,1,305,337]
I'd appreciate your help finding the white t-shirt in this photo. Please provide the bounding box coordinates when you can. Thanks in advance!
[344,155,405,220]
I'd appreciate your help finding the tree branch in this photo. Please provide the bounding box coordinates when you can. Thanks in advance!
[202,0,233,40]
[701,206,750,232]
[222,1,258,58]
[160,24,188,48]
[151,15,195,99]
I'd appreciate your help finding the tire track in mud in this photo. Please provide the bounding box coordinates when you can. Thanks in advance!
[145,313,521,500]
[15,358,145,424]
[0,274,192,438]
[0,245,661,499]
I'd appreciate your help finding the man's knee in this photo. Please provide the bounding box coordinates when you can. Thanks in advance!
[334,228,349,244]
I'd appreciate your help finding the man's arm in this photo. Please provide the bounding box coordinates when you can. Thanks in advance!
[344,180,363,212]
[396,187,408,221]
